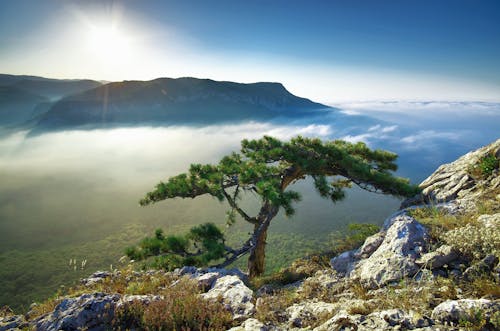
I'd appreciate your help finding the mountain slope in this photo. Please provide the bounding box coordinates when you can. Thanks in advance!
[32,77,329,132]
[0,85,49,127]
[0,74,102,100]
[0,74,103,128]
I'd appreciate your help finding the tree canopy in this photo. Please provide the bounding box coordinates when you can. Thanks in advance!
[129,136,419,277]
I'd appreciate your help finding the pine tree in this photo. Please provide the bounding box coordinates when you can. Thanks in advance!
[133,136,419,278]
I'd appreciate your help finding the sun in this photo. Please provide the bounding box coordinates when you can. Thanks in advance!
[86,24,130,60]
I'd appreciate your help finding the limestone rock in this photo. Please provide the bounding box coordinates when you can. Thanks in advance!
[372,309,413,328]
[227,318,271,331]
[330,250,356,275]
[201,275,255,321]
[195,272,222,290]
[80,271,111,286]
[416,245,459,269]
[351,214,429,288]
[432,299,500,324]
[402,138,500,211]
[34,292,121,331]
[313,310,361,331]
[175,266,249,290]
[314,308,432,331]
[285,300,337,328]
[463,254,499,281]
[356,231,385,258]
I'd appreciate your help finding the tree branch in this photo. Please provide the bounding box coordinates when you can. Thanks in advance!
[215,208,275,268]
[222,186,258,225]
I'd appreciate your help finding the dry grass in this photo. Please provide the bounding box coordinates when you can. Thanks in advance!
[255,289,297,325]
[113,278,234,331]
[346,300,376,315]
[25,294,63,320]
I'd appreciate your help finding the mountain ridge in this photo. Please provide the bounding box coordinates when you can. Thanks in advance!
[32,76,329,133]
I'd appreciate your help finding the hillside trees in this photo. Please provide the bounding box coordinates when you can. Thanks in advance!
[129,136,419,278]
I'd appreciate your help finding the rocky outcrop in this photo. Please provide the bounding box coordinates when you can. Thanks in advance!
[285,300,338,328]
[352,214,429,287]
[402,138,500,211]
[202,275,255,321]
[416,245,459,269]
[34,293,120,331]
[175,266,249,288]
[227,318,271,331]
[0,314,28,331]
[330,213,429,288]
[80,271,112,286]
[24,268,254,330]
[313,308,432,331]
[432,299,500,325]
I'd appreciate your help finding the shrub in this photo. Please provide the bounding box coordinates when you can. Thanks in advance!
[468,154,499,179]
[442,221,500,260]
[255,289,297,324]
[126,223,227,271]
[113,278,233,330]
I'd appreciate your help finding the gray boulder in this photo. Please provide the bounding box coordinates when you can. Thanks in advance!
[356,231,385,258]
[416,245,459,269]
[201,275,255,321]
[351,214,429,288]
[34,292,120,331]
[330,250,356,275]
[432,299,500,324]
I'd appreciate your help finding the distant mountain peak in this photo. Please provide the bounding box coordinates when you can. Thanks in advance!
[31,76,329,133]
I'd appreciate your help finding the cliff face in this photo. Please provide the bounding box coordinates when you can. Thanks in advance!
[1,139,499,331]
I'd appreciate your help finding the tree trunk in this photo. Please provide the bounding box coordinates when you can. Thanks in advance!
[247,222,269,278]
[247,201,279,278]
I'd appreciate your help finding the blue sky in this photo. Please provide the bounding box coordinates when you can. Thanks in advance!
[1,0,499,102]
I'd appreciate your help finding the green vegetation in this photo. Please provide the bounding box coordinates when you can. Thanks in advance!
[408,195,500,262]
[126,223,226,270]
[468,153,499,179]
[136,135,418,277]
[0,223,147,313]
[329,222,380,254]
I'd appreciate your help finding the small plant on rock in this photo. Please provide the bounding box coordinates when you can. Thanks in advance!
[468,154,499,179]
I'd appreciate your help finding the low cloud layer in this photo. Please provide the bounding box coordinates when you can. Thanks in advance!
[335,101,500,116]
[0,123,333,183]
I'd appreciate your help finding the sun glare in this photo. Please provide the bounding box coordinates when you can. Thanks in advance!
[86,24,130,60]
